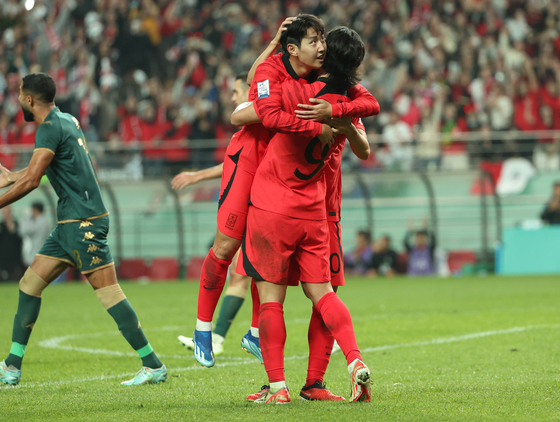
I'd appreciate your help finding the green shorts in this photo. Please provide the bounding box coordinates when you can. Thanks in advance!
[37,216,114,274]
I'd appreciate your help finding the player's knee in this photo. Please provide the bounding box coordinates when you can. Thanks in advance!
[95,284,126,310]
[19,268,49,298]
[213,241,240,260]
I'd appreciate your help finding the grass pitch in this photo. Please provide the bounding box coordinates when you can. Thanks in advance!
[0,275,559,421]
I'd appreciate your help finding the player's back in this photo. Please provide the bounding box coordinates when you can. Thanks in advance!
[251,78,353,220]
[35,108,107,221]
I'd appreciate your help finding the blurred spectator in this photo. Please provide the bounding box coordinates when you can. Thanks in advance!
[344,230,373,276]
[1,0,560,175]
[19,202,51,267]
[0,206,24,281]
[404,220,436,276]
[540,182,560,225]
[368,235,398,278]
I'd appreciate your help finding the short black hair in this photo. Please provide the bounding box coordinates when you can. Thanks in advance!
[236,73,249,87]
[280,14,325,54]
[32,202,44,213]
[322,26,365,91]
[22,73,56,103]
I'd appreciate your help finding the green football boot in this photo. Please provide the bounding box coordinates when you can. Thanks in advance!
[121,364,167,386]
[0,361,21,386]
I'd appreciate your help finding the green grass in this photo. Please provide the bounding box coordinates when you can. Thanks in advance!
[1,275,560,421]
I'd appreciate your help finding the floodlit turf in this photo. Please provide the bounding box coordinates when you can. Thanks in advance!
[1,275,559,421]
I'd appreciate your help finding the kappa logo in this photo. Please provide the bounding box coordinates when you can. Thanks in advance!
[226,213,238,229]
[257,80,270,99]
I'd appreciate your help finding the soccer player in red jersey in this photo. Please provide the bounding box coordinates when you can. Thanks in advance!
[172,73,255,357]
[235,26,376,403]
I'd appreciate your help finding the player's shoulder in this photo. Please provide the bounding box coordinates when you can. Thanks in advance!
[37,111,62,135]
[258,54,287,78]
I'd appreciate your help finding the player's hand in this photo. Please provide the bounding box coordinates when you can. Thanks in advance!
[318,124,334,148]
[295,99,333,122]
[271,17,295,46]
[171,171,201,191]
[329,117,353,135]
[0,163,13,188]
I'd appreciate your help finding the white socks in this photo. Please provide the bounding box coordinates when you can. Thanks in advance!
[196,319,212,331]
[250,327,259,338]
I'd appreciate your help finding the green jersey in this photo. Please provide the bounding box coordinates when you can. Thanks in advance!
[34,107,108,222]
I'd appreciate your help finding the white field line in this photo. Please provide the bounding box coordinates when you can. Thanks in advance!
[2,323,556,390]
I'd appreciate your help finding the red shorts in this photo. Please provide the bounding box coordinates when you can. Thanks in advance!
[286,221,344,286]
[237,206,330,284]
[216,127,270,240]
[328,221,345,286]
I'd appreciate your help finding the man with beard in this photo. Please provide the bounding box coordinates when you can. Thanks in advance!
[0,73,167,386]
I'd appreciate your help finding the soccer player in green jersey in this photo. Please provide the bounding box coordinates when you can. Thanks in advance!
[0,73,167,386]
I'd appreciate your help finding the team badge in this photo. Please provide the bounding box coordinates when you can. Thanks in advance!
[226,213,238,229]
[257,80,270,99]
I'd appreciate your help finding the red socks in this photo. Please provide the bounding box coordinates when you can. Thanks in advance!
[196,248,231,322]
[259,302,285,383]
[316,292,361,365]
[250,279,260,328]
[305,306,334,387]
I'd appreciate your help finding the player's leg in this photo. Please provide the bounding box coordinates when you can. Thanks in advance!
[1,255,67,385]
[240,278,262,362]
[192,161,253,366]
[213,249,251,353]
[86,264,166,385]
[254,280,290,403]
[302,282,371,402]
[301,221,345,400]
[193,229,241,367]
[239,207,295,403]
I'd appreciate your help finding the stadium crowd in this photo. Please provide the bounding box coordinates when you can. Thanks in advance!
[1,0,560,174]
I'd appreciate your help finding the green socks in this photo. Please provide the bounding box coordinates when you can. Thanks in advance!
[107,299,162,369]
[214,295,245,338]
[5,291,42,370]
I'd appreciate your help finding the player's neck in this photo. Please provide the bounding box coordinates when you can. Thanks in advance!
[288,56,313,78]
[34,104,56,125]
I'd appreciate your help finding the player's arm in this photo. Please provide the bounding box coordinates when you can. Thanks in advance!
[330,117,370,160]
[251,60,328,140]
[231,102,260,126]
[0,150,53,208]
[296,83,380,121]
[247,17,294,85]
[0,164,29,188]
[171,163,224,191]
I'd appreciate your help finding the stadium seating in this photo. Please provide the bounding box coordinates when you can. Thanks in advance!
[149,257,180,281]
[118,258,150,280]
[447,251,477,274]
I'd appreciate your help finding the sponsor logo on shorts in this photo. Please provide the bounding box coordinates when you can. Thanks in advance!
[79,221,93,229]
[257,80,270,99]
[226,213,238,229]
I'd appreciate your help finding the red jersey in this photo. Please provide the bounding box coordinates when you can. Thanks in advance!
[251,78,365,220]
[250,54,322,138]
[324,117,365,223]
[250,54,380,137]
